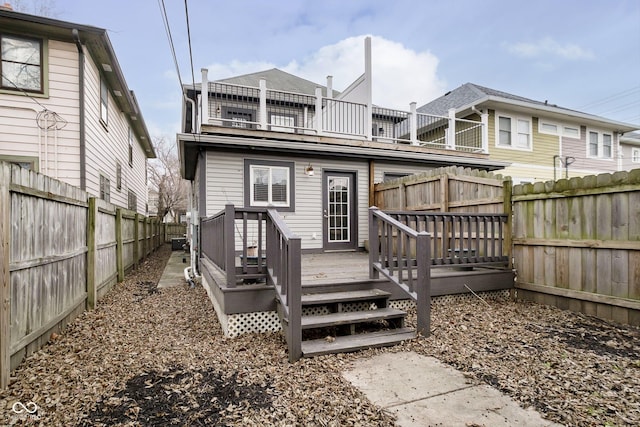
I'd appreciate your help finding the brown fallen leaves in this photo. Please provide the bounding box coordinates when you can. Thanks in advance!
[0,244,638,426]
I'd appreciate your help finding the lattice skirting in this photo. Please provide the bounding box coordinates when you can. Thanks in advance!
[205,279,511,338]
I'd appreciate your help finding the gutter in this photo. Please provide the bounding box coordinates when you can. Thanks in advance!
[72,29,86,191]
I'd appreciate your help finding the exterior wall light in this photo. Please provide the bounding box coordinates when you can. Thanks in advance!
[304,163,314,176]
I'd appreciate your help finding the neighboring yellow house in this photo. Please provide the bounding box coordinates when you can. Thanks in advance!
[418,83,639,183]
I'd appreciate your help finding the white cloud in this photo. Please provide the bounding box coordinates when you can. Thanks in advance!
[205,35,446,110]
[505,37,595,61]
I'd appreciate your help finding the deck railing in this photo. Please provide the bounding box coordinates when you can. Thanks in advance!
[369,207,431,335]
[200,70,487,152]
[265,208,302,362]
[385,211,510,267]
[200,204,302,360]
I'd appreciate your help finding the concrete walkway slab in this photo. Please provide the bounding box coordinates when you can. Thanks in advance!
[158,250,189,288]
[343,352,562,427]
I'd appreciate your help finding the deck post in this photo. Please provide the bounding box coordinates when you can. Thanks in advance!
[287,237,302,362]
[315,87,323,135]
[369,207,380,279]
[224,204,236,287]
[415,231,431,336]
[259,79,267,130]
[410,102,417,145]
[201,68,209,128]
[446,108,456,150]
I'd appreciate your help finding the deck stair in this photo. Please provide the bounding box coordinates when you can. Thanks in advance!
[296,288,415,357]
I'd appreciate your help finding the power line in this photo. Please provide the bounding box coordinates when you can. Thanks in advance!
[158,0,184,89]
[578,85,640,110]
[184,0,196,91]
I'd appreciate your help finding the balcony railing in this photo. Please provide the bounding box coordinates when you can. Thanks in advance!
[199,70,488,153]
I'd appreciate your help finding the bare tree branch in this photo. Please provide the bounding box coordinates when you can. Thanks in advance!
[148,137,188,223]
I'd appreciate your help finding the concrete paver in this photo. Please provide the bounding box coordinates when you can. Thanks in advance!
[157,250,189,288]
[343,352,562,427]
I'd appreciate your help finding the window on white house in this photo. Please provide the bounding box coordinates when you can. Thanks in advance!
[100,77,108,125]
[588,130,613,159]
[244,159,295,211]
[99,174,110,202]
[1,34,43,92]
[128,190,137,211]
[632,148,640,163]
[128,127,134,166]
[116,162,122,191]
[497,114,531,149]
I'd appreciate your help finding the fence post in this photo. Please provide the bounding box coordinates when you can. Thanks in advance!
[369,207,380,279]
[503,178,513,269]
[0,163,11,389]
[415,231,431,336]
[87,197,97,310]
[224,205,236,287]
[116,208,124,282]
[134,213,140,266]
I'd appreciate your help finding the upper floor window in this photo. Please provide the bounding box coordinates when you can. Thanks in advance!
[496,114,531,150]
[587,130,613,159]
[128,127,134,166]
[244,159,294,211]
[269,113,296,133]
[1,34,43,93]
[632,148,639,163]
[223,107,254,129]
[538,120,581,139]
[100,77,108,125]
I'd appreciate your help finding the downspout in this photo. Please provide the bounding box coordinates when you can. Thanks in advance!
[72,29,86,190]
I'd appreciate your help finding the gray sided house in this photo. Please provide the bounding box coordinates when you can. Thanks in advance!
[177,39,514,360]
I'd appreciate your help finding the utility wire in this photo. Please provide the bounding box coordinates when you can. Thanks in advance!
[184,0,198,132]
[579,85,640,110]
[158,0,184,89]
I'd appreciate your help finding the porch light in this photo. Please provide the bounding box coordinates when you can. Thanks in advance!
[304,163,314,176]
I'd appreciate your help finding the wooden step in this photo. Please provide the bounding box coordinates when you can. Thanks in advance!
[301,307,406,329]
[301,328,416,357]
[301,289,391,306]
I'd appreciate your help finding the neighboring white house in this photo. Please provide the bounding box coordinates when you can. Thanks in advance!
[0,7,155,214]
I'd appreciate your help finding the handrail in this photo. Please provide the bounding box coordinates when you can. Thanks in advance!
[369,207,431,335]
[265,208,302,361]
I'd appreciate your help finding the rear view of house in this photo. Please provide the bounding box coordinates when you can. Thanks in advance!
[0,7,155,213]
[177,38,515,360]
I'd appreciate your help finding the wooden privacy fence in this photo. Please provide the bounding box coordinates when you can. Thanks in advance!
[374,166,508,213]
[513,170,640,326]
[0,163,165,388]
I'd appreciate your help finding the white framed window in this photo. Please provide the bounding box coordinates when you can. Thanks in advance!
[563,126,580,138]
[539,120,559,135]
[269,113,296,133]
[100,77,108,125]
[1,34,43,93]
[244,159,295,211]
[587,129,613,159]
[496,113,531,150]
[632,148,640,163]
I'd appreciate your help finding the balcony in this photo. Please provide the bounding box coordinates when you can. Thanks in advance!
[196,73,488,156]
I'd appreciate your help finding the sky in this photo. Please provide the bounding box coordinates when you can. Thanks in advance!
[13,0,640,142]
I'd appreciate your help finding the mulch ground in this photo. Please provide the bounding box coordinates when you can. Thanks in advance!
[1,245,638,426]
